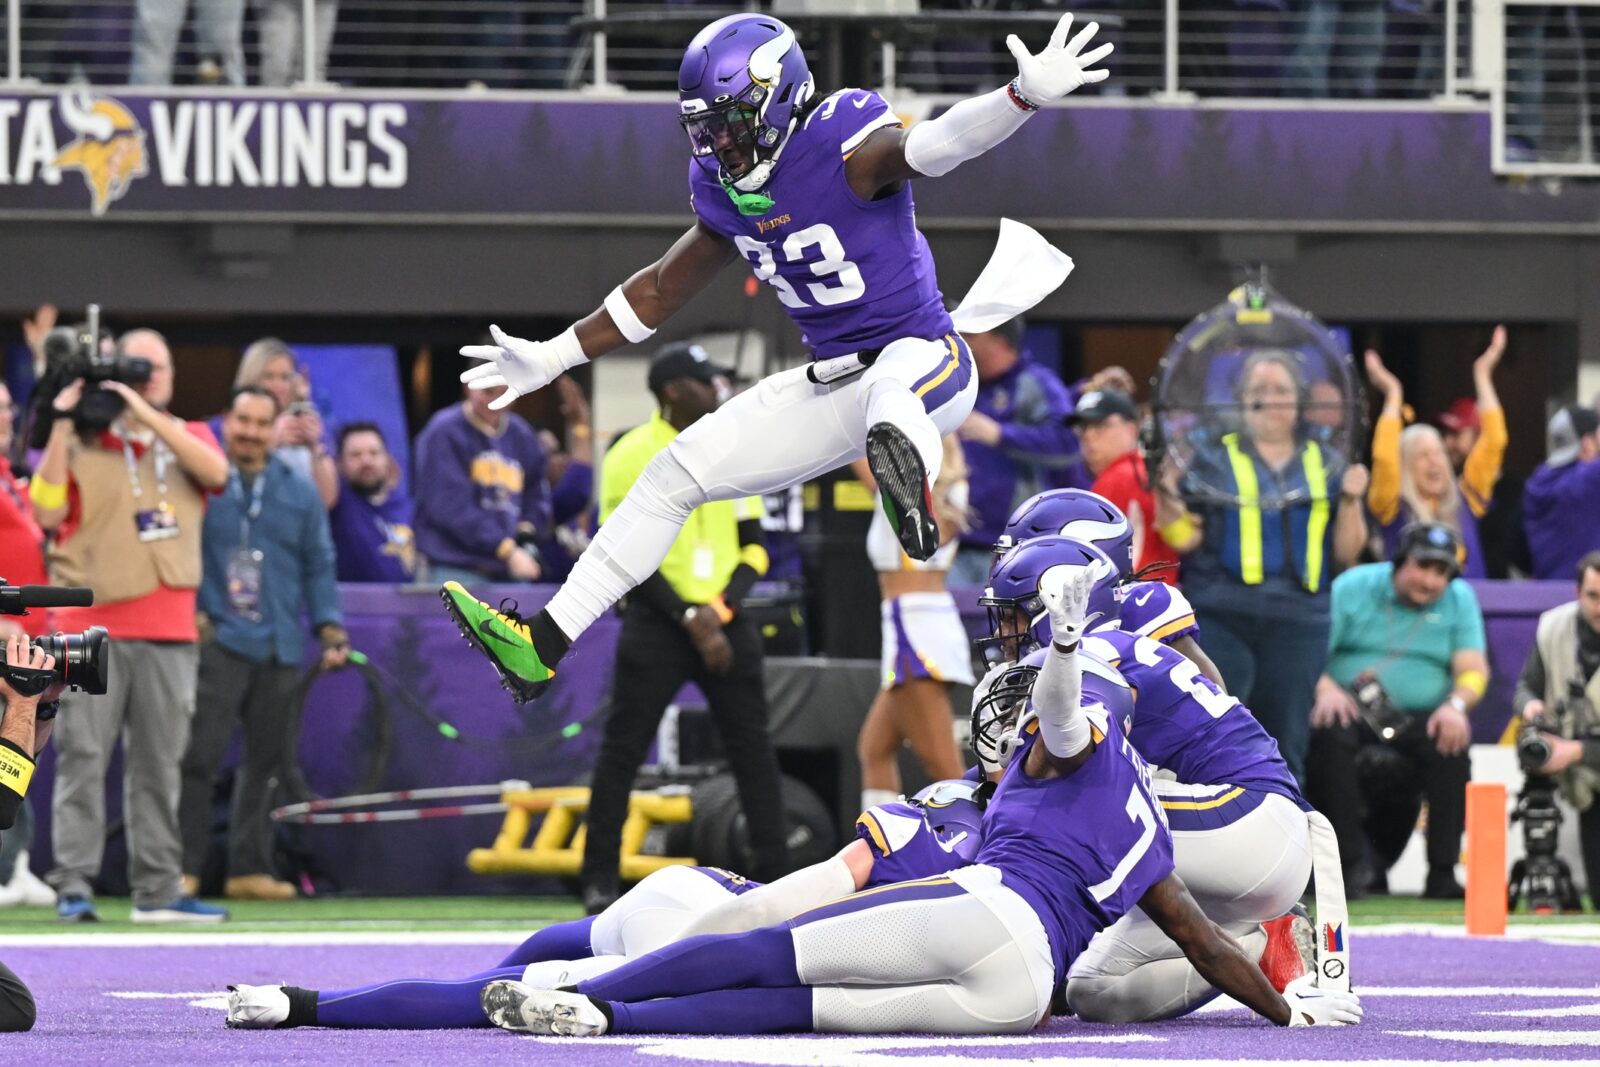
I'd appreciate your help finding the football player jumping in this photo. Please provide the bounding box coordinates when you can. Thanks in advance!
[441,11,1108,702]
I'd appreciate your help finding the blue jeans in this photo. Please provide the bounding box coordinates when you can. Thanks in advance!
[1191,604,1329,787]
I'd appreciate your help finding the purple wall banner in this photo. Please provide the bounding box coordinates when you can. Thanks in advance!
[1,89,1595,228]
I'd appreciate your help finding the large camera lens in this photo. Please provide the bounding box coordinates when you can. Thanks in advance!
[31,625,109,696]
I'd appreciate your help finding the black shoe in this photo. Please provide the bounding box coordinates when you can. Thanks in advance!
[865,422,938,562]
[581,883,619,916]
[1422,870,1465,900]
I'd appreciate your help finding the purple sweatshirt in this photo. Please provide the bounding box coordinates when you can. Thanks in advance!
[960,356,1081,548]
[1524,459,1600,580]
[413,404,551,579]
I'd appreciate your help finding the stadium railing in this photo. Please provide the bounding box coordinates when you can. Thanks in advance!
[0,0,1591,174]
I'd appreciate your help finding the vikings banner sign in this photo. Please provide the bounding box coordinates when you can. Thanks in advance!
[2,88,1598,227]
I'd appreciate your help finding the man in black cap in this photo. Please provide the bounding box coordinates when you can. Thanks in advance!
[579,342,786,914]
[1306,521,1489,900]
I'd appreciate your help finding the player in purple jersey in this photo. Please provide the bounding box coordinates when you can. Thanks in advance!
[438,11,1102,703]
[224,783,982,1031]
[477,572,1358,1037]
[997,488,1226,686]
[981,537,1354,1023]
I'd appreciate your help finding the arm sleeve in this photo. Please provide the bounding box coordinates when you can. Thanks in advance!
[417,425,515,560]
[299,484,343,630]
[1513,643,1547,718]
[1366,413,1402,524]
[517,424,553,538]
[551,462,594,526]
[902,86,1032,178]
[1460,406,1507,516]
[1036,643,1091,759]
[996,370,1081,462]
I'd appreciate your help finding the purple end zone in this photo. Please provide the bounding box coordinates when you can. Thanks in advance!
[3,932,1598,1065]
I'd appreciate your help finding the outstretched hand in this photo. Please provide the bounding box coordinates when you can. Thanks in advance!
[1283,974,1364,1026]
[1006,13,1113,105]
[461,326,586,411]
[1039,565,1096,647]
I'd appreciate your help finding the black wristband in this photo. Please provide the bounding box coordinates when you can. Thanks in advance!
[36,701,59,722]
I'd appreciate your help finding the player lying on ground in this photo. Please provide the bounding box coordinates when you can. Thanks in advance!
[979,533,1351,1020]
[479,570,1363,1036]
[224,781,985,1029]
[440,10,1101,703]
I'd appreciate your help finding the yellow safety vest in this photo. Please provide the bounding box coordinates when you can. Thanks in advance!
[1221,433,1331,593]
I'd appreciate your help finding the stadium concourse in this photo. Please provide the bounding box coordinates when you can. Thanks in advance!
[1,899,1598,1063]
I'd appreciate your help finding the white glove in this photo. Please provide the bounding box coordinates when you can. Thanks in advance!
[1005,13,1113,106]
[1283,975,1364,1027]
[459,325,587,411]
[1038,565,1095,647]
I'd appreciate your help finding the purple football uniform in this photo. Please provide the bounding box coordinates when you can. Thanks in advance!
[855,801,975,889]
[976,698,1175,987]
[689,89,954,359]
[1117,580,1200,646]
[1082,629,1307,808]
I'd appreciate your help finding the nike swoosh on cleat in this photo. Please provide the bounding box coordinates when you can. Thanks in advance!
[1134,590,1155,606]
[477,619,521,646]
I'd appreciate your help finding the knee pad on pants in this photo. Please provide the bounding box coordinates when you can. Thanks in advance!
[638,446,710,518]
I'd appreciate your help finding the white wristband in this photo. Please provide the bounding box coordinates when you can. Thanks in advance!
[604,285,657,345]
[551,325,589,372]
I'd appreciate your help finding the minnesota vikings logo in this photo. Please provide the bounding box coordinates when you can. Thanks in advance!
[52,90,149,216]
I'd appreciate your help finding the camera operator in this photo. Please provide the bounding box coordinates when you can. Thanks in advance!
[1514,550,1600,906]
[28,328,230,924]
[1306,522,1489,899]
[0,633,58,1030]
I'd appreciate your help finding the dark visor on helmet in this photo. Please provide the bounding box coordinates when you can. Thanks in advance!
[680,102,761,164]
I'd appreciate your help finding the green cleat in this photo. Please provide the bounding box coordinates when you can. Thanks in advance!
[438,581,555,704]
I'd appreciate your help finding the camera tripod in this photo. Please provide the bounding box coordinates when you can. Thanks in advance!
[1508,780,1584,913]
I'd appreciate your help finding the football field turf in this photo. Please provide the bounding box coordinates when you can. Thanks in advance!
[3,895,1597,1064]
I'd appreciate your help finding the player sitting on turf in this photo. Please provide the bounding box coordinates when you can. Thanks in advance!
[439,10,1100,703]
[224,781,984,1029]
[980,535,1351,1021]
[478,569,1362,1036]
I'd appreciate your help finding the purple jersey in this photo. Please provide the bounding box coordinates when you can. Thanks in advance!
[1081,629,1307,808]
[855,801,974,889]
[976,703,1175,987]
[329,483,419,583]
[690,89,953,358]
[1118,580,1200,646]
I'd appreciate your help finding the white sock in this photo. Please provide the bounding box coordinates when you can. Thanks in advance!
[860,788,899,812]
[521,954,628,989]
[860,379,943,483]
[544,449,708,639]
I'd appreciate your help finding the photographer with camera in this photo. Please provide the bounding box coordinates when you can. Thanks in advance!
[0,631,58,1030]
[28,327,230,924]
[1306,522,1489,899]
[1512,550,1600,908]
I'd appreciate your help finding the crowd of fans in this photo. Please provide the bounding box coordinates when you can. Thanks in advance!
[12,0,1594,123]
[1,310,1597,915]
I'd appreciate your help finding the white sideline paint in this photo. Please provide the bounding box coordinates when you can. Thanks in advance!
[11,921,1600,948]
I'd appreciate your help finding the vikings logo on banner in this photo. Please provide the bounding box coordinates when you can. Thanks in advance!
[52,90,149,216]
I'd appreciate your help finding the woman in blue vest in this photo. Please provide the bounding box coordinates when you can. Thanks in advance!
[1157,349,1369,784]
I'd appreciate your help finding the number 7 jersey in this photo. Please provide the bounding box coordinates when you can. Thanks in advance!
[689,89,954,359]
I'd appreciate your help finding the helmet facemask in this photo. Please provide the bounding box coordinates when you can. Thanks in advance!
[970,662,1040,776]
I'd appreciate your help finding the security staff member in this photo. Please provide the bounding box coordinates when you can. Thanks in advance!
[579,343,787,914]
[1157,350,1368,783]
